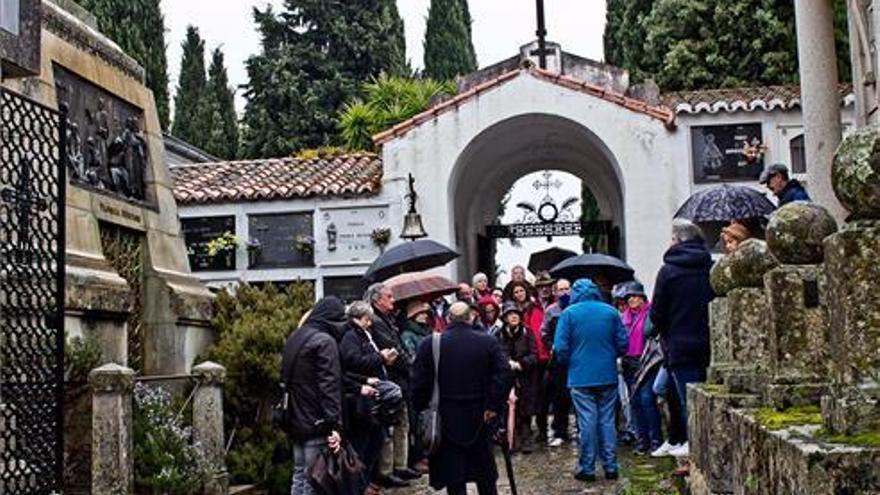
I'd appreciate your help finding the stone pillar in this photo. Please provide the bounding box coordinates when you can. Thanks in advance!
[90,363,135,495]
[794,0,846,221]
[192,361,228,495]
[763,202,838,408]
[821,126,880,435]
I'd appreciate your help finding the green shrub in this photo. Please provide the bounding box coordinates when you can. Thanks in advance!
[207,283,314,493]
[64,332,102,384]
[133,383,214,494]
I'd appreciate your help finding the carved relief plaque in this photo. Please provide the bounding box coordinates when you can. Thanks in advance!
[53,64,149,202]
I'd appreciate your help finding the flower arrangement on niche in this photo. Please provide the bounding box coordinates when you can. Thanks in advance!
[370,227,392,247]
[206,231,239,256]
[293,234,316,256]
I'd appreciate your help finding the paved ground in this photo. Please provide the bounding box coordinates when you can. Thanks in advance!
[394,441,682,495]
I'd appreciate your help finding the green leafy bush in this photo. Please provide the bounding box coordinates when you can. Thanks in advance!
[207,283,314,493]
[133,383,214,494]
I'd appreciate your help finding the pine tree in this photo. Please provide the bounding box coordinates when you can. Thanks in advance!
[240,1,409,158]
[203,48,239,159]
[423,0,478,80]
[172,26,208,146]
[75,0,170,129]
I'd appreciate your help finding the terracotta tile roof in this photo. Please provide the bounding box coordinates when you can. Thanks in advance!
[171,153,383,205]
[661,84,854,115]
[372,65,677,145]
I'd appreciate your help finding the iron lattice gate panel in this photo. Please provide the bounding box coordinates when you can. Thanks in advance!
[0,88,67,493]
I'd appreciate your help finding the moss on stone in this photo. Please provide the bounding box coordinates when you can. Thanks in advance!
[700,383,729,394]
[822,429,880,448]
[754,405,822,430]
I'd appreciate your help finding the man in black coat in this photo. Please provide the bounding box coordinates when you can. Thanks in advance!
[365,283,419,487]
[412,302,513,495]
[650,219,715,457]
[280,297,347,495]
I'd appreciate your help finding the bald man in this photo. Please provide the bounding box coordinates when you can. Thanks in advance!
[411,302,512,495]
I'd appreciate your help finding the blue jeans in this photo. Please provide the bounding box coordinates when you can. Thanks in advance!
[570,385,618,476]
[669,365,707,441]
[291,437,326,495]
[632,369,663,450]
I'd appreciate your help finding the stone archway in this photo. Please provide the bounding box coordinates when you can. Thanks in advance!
[448,113,625,280]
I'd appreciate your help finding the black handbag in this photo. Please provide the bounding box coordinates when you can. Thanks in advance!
[307,442,365,495]
[418,333,442,456]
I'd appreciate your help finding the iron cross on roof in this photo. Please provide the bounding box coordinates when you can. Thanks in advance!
[1,157,50,265]
[530,0,552,69]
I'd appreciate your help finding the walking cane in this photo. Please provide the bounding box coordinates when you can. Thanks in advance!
[490,417,519,495]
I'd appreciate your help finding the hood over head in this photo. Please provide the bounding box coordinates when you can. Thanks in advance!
[571,278,602,304]
[305,296,347,341]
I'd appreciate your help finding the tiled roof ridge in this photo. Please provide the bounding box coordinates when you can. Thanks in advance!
[372,66,677,146]
[662,83,854,115]
[170,151,379,169]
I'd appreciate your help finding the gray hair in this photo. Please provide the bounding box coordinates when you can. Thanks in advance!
[364,282,386,304]
[347,300,373,320]
[448,301,471,323]
[671,218,704,244]
[472,272,488,285]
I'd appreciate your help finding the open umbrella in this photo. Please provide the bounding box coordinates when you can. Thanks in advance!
[383,271,458,302]
[674,184,775,223]
[363,240,459,283]
[549,253,635,285]
[528,247,577,275]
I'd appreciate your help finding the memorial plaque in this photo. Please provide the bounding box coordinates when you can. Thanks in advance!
[181,216,236,272]
[248,212,314,268]
[54,64,149,202]
[323,276,367,304]
[0,0,38,77]
[691,123,764,183]
[318,207,389,265]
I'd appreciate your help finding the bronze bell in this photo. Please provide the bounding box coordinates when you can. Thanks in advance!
[400,211,428,241]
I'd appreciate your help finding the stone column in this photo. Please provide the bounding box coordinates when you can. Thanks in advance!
[90,363,135,495]
[821,127,880,434]
[794,0,846,221]
[763,202,838,409]
[192,361,228,495]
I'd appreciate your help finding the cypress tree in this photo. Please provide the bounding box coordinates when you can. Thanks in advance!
[75,0,170,129]
[172,26,208,146]
[240,1,409,158]
[203,48,239,159]
[423,0,478,80]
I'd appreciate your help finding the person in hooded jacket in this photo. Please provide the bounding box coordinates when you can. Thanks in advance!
[649,219,715,458]
[554,279,629,482]
[280,297,348,495]
[496,303,540,453]
[477,294,502,336]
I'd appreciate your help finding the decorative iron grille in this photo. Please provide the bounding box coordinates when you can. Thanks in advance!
[0,87,67,493]
[98,224,144,372]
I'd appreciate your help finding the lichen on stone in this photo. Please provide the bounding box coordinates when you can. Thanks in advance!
[710,254,735,296]
[821,429,880,448]
[726,239,780,289]
[766,202,838,264]
[832,126,880,219]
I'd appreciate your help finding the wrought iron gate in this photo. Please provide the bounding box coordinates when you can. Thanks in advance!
[0,87,67,493]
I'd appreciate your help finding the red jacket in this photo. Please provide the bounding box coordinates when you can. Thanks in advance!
[522,304,549,363]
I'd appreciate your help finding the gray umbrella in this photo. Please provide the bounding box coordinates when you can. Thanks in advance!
[674,184,775,223]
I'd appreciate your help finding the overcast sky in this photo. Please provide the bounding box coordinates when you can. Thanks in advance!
[161,1,606,283]
[162,1,607,112]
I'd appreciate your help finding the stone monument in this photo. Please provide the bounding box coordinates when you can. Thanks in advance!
[1,0,214,374]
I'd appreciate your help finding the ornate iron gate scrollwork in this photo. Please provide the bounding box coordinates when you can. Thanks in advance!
[0,88,67,494]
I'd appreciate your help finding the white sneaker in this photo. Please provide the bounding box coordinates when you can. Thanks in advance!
[548,437,565,448]
[668,442,690,458]
[650,441,674,457]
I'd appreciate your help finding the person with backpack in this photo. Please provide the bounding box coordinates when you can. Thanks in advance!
[280,297,348,495]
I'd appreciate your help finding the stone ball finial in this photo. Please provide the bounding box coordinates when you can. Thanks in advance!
[766,202,838,264]
[710,254,735,296]
[832,126,880,219]
[725,239,779,289]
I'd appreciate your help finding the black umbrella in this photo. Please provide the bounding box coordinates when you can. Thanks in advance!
[549,253,635,285]
[674,184,775,223]
[363,240,459,283]
[528,247,577,275]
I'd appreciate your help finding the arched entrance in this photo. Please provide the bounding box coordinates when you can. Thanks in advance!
[448,113,624,280]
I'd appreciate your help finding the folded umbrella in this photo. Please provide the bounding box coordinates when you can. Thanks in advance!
[528,247,577,275]
[549,253,634,286]
[383,271,458,302]
[363,240,459,283]
[674,184,775,223]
